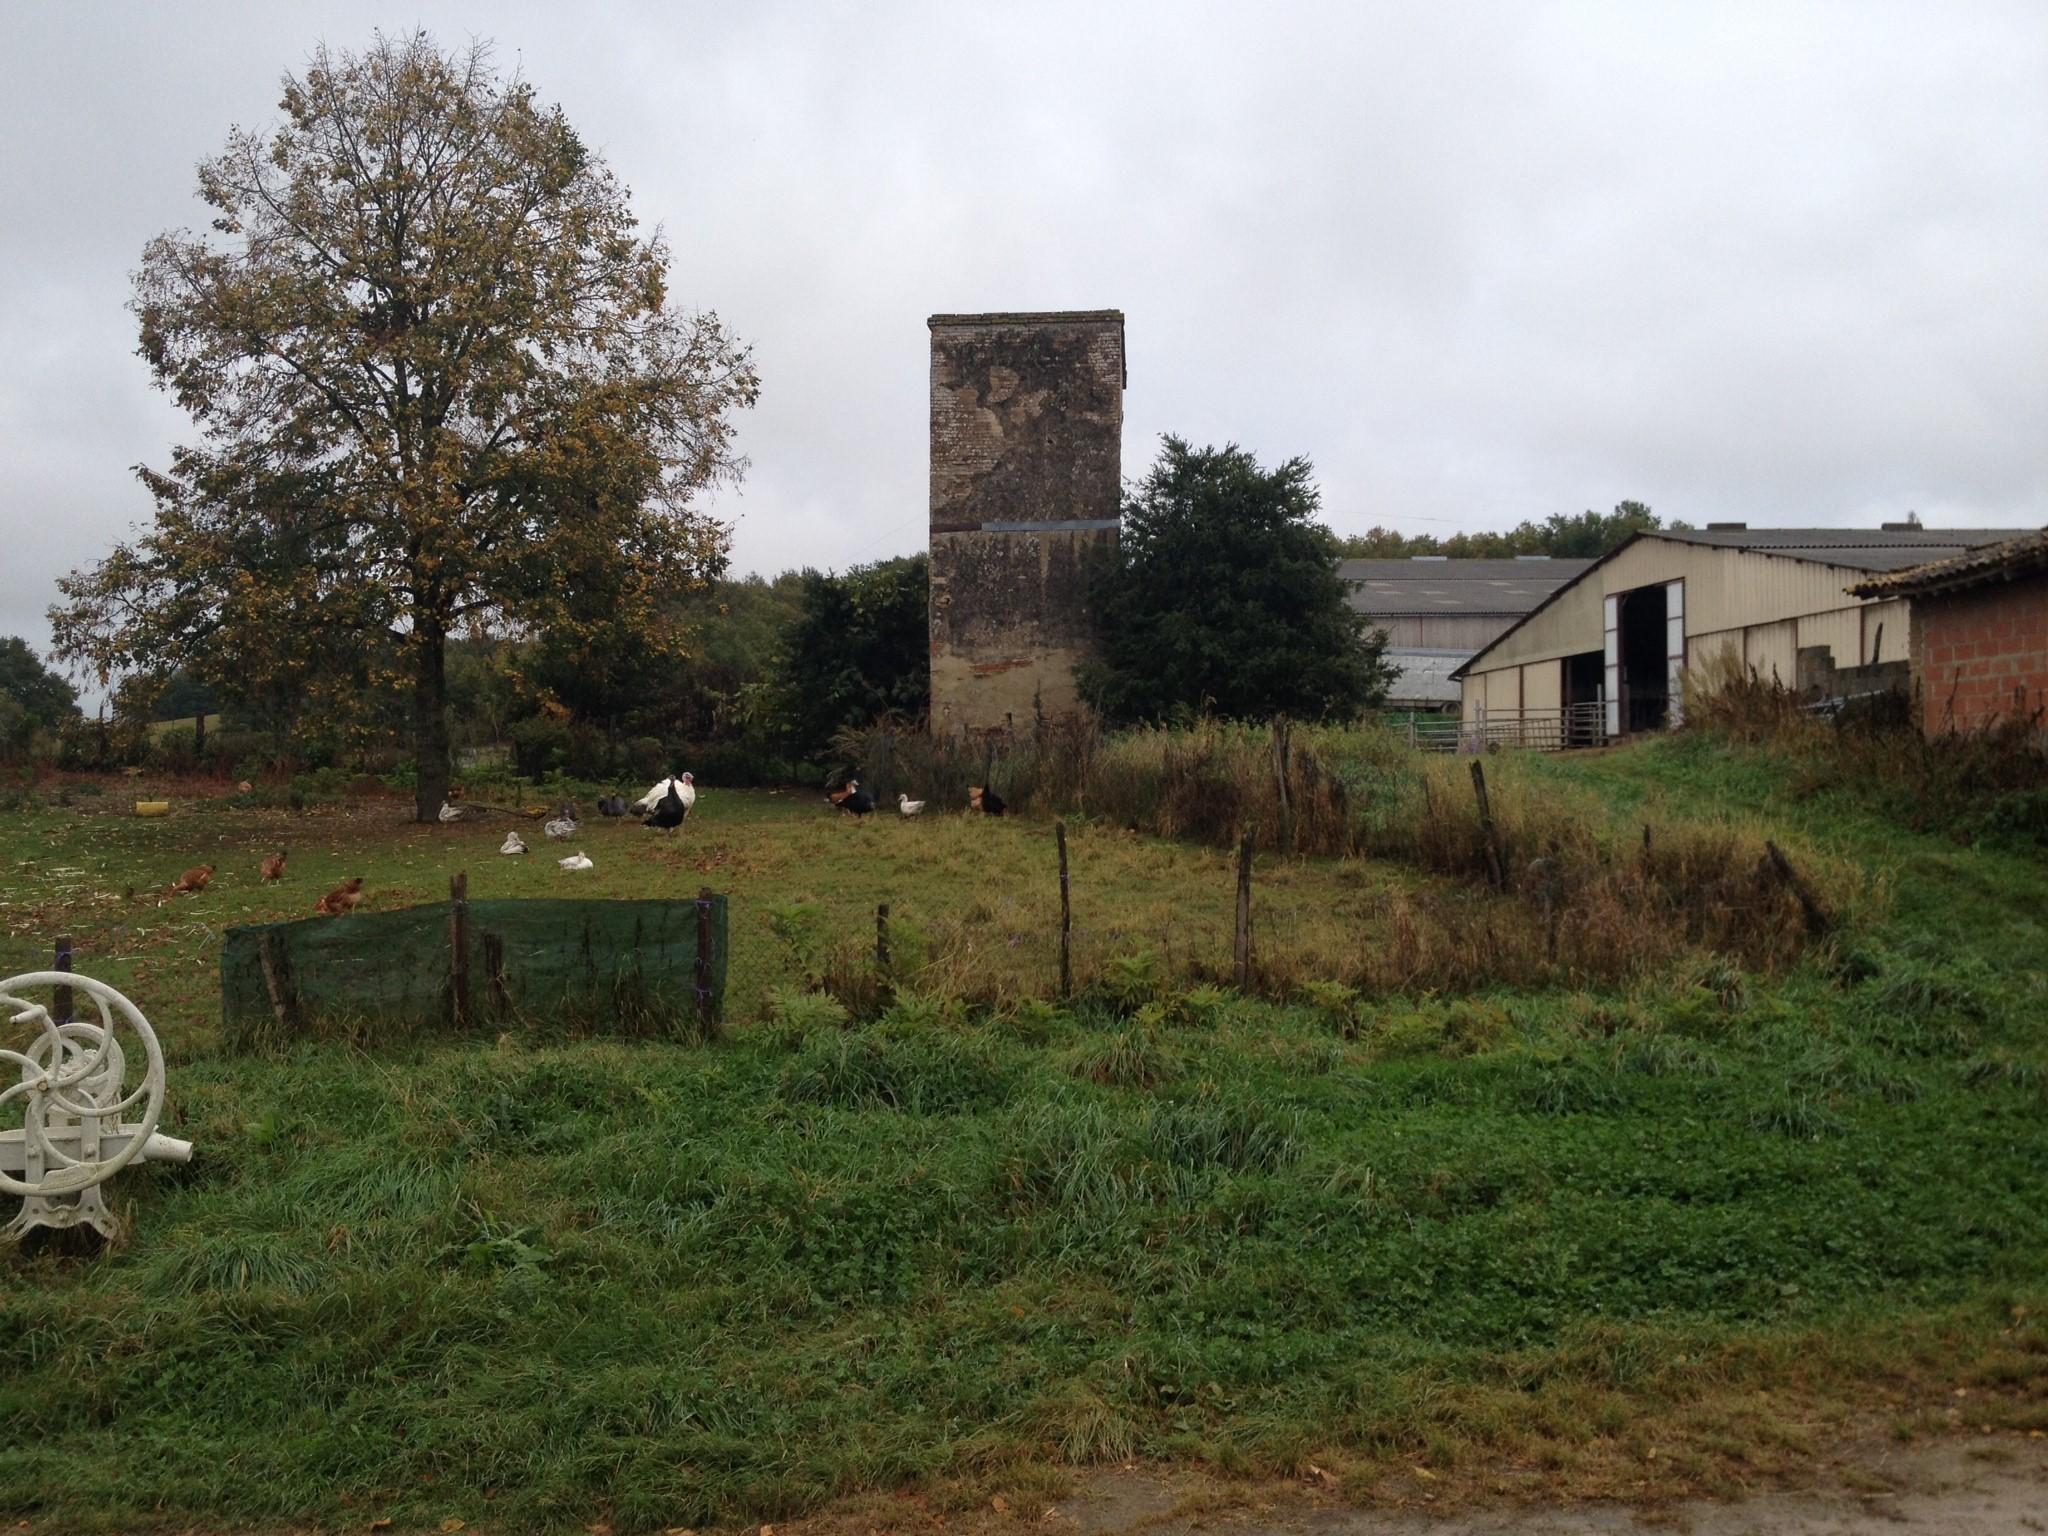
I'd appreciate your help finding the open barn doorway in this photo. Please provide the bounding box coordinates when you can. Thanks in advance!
[1563,650,1605,745]
[1617,582,1680,734]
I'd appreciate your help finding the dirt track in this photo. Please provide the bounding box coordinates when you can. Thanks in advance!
[1045,1437,2048,1536]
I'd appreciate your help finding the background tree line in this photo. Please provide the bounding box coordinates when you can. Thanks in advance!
[1339,500,1680,560]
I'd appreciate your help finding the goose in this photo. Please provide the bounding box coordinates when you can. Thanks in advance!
[898,793,925,817]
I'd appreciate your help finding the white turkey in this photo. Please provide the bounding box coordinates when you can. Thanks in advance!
[631,772,695,816]
[898,793,925,817]
[558,851,594,871]
[500,832,528,856]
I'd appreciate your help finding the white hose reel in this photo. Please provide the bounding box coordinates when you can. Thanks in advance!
[0,971,192,1243]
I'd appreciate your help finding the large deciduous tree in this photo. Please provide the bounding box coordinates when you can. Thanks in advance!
[53,32,757,818]
[1080,437,1392,724]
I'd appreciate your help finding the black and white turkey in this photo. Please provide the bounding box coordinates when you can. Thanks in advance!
[631,772,696,817]
[643,782,688,834]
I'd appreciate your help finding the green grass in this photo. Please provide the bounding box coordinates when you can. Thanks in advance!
[0,741,2045,1531]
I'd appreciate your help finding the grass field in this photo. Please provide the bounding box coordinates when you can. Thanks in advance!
[1,738,2045,1532]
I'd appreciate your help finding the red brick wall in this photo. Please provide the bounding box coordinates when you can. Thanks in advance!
[1914,575,2048,734]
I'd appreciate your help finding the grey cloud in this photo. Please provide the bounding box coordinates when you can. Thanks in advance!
[2,0,2041,683]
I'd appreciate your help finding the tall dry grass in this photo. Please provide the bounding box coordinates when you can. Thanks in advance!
[832,715,1403,856]
[1682,647,2048,848]
[821,714,1865,1000]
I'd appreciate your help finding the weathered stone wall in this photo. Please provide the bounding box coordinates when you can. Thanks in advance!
[928,311,1124,738]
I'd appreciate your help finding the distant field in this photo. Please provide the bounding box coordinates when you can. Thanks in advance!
[0,742,2043,1532]
[143,712,222,740]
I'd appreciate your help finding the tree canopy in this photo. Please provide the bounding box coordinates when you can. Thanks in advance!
[0,639,81,755]
[774,555,931,757]
[1341,501,1677,560]
[51,31,757,817]
[1080,438,1391,725]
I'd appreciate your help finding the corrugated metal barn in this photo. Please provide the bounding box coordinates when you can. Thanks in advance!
[1452,526,2017,745]
[1341,557,1592,708]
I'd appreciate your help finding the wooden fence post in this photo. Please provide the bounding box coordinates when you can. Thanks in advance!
[1469,761,1505,890]
[875,901,891,975]
[1056,821,1073,1000]
[695,887,717,1035]
[257,931,298,1035]
[1234,826,1254,989]
[1272,716,1293,853]
[448,872,470,1029]
[52,935,72,1025]
[1764,841,1832,936]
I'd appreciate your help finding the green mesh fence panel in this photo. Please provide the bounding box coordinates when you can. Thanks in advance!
[221,895,726,1050]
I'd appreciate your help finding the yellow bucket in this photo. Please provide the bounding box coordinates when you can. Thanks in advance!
[135,800,171,817]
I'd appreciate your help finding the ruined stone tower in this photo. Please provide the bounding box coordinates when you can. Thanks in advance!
[927,310,1125,738]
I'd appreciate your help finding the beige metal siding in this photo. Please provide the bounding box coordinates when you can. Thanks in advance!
[1522,659,1562,713]
[1462,680,1483,722]
[1484,668,1520,714]
[1861,599,1911,666]
[1745,619,1797,684]
[1688,628,1744,673]
[1797,608,1862,670]
[1462,537,1920,692]
[1366,614,1523,650]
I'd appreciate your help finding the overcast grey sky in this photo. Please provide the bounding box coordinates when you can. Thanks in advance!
[3,1,2044,673]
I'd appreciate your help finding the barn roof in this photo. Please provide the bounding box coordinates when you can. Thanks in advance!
[1650,526,2020,572]
[1846,528,2048,599]
[1339,557,1593,616]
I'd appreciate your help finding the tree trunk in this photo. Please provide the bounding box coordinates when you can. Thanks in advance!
[412,627,452,823]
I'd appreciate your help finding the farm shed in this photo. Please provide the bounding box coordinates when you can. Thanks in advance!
[1341,557,1591,708]
[1848,529,2048,736]
[1452,526,2017,746]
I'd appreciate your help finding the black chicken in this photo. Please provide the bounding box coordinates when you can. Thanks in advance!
[838,781,875,816]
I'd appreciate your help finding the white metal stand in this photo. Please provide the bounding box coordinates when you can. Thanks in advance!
[0,972,192,1243]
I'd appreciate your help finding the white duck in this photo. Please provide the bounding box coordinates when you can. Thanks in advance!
[543,815,579,840]
[898,793,926,817]
[558,851,594,871]
[438,800,463,823]
[630,772,696,816]
[500,832,528,855]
